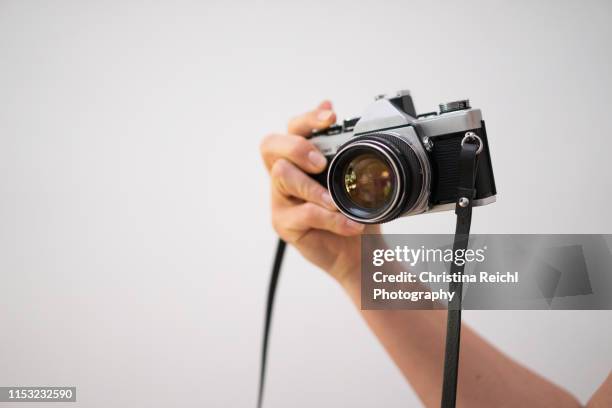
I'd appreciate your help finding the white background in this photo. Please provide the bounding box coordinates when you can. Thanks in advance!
[1,0,611,406]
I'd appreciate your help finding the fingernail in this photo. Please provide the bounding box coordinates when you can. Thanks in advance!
[308,150,327,169]
[322,191,335,208]
[345,219,364,231]
[317,109,333,122]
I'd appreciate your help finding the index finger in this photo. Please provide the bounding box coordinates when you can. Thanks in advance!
[287,100,337,136]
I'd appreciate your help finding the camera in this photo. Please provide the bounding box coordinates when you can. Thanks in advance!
[310,90,496,224]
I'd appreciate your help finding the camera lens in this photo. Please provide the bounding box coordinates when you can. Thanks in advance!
[343,153,395,209]
[327,134,424,224]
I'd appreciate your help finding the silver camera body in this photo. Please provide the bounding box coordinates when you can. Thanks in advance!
[309,91,497,224]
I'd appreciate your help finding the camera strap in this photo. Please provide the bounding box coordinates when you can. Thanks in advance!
[257,137,481,408]
[257,238,286,408]
[441,137,481,408]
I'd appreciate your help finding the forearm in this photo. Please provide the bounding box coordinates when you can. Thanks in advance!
[587,371,612,408]
[339,271,582,408]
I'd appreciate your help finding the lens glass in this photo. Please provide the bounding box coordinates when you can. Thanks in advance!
[343,153,395,209]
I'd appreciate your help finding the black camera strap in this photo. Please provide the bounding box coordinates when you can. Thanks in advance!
[440,136,481,408]
[257,136,481,408]
[257,238,286,408]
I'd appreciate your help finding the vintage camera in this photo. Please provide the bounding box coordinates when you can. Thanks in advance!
[310,90,496,224]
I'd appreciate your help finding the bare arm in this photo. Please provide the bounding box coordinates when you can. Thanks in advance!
[587,372,612,408]
[340,269,582,408]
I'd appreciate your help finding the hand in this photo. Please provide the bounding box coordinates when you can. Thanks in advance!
[260,101,380,284]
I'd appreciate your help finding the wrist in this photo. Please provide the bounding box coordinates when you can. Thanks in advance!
[330,255,361,289]
[330,225,383,290]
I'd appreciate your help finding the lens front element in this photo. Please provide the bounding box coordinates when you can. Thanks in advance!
[327,134,424,224]
[344,153,394,209]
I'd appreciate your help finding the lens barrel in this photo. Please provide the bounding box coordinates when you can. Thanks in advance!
[327,134,424,224]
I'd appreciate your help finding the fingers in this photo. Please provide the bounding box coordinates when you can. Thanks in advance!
[263,100,365,242]
[287,100,337,136]
[270,159,335,210]
[260,133,327,174]
[317,100,333,111]
[259,100,336,174]
[275,202,364,239]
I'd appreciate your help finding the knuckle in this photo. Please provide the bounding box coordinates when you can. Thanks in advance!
[303,180,322,202]
[259,133,275,154]
[271,214,283,235]
[271,209,291,238]
[289,138,311,159]
[301,202,319,222]
[333,214,350,232]
[296,179,311,200]
[270,158,290,180]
